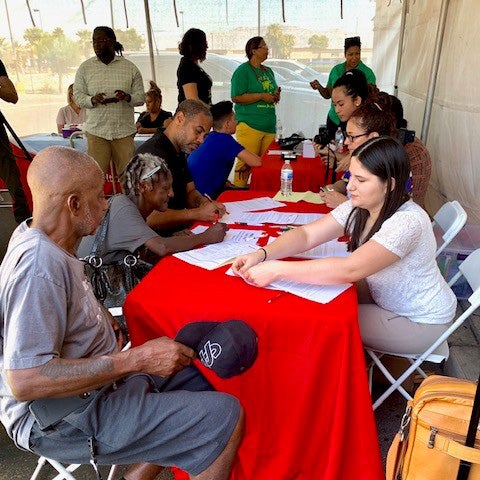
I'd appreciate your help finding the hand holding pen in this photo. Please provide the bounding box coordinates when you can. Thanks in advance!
[202,193,227,224]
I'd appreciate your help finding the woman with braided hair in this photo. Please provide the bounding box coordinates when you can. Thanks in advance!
[136,81,173,134]
[78,152,227,262]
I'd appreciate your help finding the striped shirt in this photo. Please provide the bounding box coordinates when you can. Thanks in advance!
[74,56,145,140]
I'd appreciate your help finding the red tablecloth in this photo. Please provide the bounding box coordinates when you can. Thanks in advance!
[123,191,383,480]
[250,142,336,192]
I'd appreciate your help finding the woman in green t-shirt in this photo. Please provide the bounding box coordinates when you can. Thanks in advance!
[310,36,376,141]
[231,36,281,187]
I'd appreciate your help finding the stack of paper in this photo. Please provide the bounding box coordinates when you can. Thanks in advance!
[232,211,324,225]
[226,267,351,304]
[174,242,259,270]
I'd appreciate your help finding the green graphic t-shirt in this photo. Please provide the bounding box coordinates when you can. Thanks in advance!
[327,60,376,125]
[231,62,278,133]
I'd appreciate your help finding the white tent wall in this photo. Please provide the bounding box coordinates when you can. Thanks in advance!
[371,1,401,94]
[372,0,480,223]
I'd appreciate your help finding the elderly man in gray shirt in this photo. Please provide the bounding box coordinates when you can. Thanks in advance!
[0,146,243,480]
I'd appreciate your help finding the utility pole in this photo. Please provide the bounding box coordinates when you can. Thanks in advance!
[110,0,115,29]
[257,0,261,36]
[3,0,19,81]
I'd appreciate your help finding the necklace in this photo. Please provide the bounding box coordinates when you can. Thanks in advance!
[249,63,274,90]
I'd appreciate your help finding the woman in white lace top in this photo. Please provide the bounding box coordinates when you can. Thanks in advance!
[233,136,456,354]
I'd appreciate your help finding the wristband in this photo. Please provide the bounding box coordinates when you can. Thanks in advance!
[258,247,267,262]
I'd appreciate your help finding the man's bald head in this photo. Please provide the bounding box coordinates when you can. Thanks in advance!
[27,146,104,208]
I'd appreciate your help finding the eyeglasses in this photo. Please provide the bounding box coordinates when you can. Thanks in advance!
[141,166,161,181]
[257,44,268,50]
[345,132,369,142]
[92,38,111,45]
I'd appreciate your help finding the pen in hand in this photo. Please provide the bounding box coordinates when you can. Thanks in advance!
[203,193,229,222]
[267,292,286,304]
[203,193,219,224]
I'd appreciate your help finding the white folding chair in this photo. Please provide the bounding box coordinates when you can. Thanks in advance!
[432,200,467,257]
[29,309,129,480]
[367,247,480,410]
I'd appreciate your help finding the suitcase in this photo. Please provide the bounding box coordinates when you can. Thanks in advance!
[387,375,480,480]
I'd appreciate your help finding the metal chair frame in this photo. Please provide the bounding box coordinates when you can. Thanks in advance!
[367,248,480,410]
[433,200,467,258]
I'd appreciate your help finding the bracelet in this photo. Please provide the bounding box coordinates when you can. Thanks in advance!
[258,247,267,262]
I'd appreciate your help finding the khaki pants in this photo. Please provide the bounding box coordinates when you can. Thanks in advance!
[86,132,135,176]
[358,303,452,355]
[233,122,275,187]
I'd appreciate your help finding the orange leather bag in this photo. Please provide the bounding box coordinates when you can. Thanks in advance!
[386,375,480,480]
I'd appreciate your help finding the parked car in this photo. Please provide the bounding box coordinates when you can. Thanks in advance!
[264,59,324,82]
[126,52,329,138]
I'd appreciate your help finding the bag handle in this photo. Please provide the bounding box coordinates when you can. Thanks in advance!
[413,423,480,464]
[386,405,411,480]
[457,374,480,480]
[89,197,115,258]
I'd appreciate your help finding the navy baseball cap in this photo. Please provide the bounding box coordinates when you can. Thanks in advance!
[175,320,258,379]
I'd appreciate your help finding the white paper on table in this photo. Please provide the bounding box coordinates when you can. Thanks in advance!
[267,149,292,155]
[190,225,264,244]
[294,239,349,259]
[222,196,286,218]
[225,267,351,304]
[224,229,264,243]
[174,242,258,270]
[190,225,209,234]
[302,140,316,158]
[232,211,324,225]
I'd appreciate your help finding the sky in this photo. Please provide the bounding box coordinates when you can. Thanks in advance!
[1,0,376,49]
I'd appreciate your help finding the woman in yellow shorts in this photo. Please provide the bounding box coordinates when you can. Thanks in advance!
[231,36,281,187]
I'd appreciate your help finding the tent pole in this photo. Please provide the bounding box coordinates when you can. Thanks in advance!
[257,0,261,36]
[420,0,450,143]
[144,0,156,83]
[110,0,115,29]
[393,0,408,97]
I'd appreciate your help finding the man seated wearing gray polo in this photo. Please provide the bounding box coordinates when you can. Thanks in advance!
[0,146,243,480]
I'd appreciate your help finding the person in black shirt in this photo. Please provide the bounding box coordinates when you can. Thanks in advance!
[0,59,31,223]
[136,99,225,233]
[177,28,212,106]
[136,81,173,134]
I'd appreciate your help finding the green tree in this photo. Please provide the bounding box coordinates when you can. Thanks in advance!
[308,34,329,58]
[24,26,46,72]
[116,28,145,52]
[36,31,81,93]
[76,29,93,59]
[264,24,295,59]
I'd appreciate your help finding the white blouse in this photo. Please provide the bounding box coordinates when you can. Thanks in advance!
[331,200,457,324]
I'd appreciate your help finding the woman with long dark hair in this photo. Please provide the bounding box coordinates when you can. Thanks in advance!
[177,28,212,105]
[233,136,456,354]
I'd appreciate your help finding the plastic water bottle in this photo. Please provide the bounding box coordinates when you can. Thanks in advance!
[335,127,344,153]
[280,159,293,196]
[275,118,283,142]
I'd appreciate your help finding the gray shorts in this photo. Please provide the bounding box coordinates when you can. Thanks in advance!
[28,366,240,476]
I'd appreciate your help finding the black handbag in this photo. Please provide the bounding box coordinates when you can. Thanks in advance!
[82,198,152,336]
[278,134,304,150]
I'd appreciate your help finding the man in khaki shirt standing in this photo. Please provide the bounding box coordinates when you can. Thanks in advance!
[74,26,145,179]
